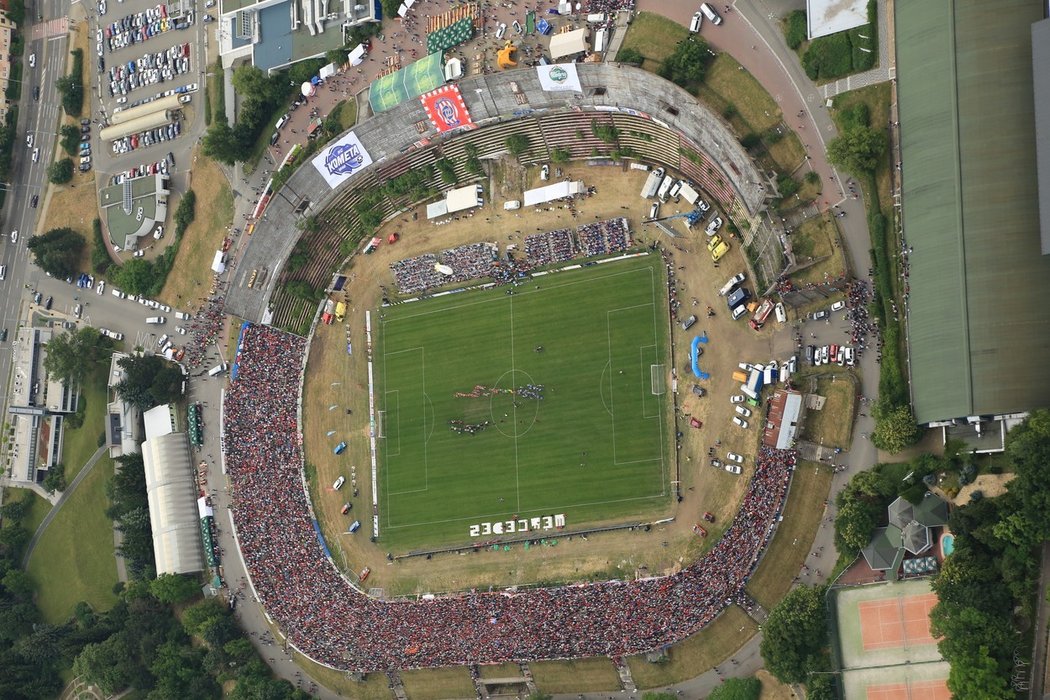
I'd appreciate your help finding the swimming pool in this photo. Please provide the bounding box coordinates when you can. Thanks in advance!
[942,533,955,556]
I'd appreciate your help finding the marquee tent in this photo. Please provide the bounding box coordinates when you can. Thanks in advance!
[426,17,474,54]
[549,28,588,59]
[369,52,445,113]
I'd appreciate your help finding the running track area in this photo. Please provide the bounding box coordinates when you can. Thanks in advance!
[858,592,939,651]
[222,324,796,671]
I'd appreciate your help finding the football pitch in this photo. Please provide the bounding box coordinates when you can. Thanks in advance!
[374,255,672,550]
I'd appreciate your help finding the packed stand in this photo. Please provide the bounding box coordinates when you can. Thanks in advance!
[442,242,499,284]
[390,253,445,295]
[523,229,577,267]
[576,218,632,257]
[223,330,796,673]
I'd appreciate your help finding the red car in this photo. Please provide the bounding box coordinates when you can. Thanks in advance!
[692,524,708,537]
[703,511,715,523]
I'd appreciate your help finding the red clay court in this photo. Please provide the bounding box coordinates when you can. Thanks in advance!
[858,592,939,651]
[866,679,951,700]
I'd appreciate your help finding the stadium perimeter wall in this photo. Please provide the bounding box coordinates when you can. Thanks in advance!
[225,64,769,325]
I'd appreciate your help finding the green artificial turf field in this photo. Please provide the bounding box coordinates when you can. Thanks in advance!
[375,255,671,550]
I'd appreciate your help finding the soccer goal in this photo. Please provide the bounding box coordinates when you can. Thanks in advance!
[376,410,385,438]
[650,364,666,395]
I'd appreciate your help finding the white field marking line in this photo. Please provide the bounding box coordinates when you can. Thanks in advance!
[381,391,401,456]
[639,344,658,417]
[382,492,670,531]
[381,347,429,519]
[647,263,669,497]
[383,265,655,323]
[606,301,661,467]
[509,294,521,514]
[606,308,618,465]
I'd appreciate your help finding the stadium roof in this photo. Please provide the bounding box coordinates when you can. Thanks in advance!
[369,52,445,113]
[897,0,1050,424]
[1033,18,1050,254]
[142,431,204,575]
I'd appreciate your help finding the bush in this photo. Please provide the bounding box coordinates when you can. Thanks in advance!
[802,32,853,81]
[784,10,808,50]
[91,219,111,274]
[5,61,22,101]
[505,133,530,158]
[777,175,800,198]
[740,133,762,150]
[48,158,74,184]
[435,157,458,185]
[550,147,571,164]
[615,47,644,65]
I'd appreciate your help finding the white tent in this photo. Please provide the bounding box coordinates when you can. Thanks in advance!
[348,44,367,66]
[397,2,408,17]
[549,28,589,60]
[679,182,700,205]
[446,184,482,214]
[211,251,226,274]
[444,57,463,81]
[319,62,338,79]
[523,180,585,207]
[426,200,448,219]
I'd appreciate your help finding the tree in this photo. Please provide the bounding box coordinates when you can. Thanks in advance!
[707,678,761,700]
[47,158,74,184]
[760,585,828,684]
[505,133,530,158]
[59,124,81,156]
[73,634,137,694]
[946,646,1012,700]
[114,258,156,296]
[658,37,711,87]
[44,327,110,384]
[232,65,283,108]
[834,496,879,552]
[826,126,887,176]
[114,354,185,409]
[550,147,571,164]
[870,402,921,453]
[150,574,201,605]
[181,599,227,637]
[202,117,241,165]
[43,463,66,494]
[1000,410,1050,546]
[615,47,644,65]
[27,227,85,278]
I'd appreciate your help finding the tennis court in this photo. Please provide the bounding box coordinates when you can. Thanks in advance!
[865,678,951,700]
[858,592,938,651]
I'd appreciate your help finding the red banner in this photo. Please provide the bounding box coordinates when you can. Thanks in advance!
[420,84,475,133]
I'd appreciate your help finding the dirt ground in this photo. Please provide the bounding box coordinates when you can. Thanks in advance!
[302,161,792,595]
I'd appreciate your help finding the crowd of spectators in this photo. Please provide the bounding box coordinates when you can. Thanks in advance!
[576,218,632,258]
[390,253,445,295]
[184,285,230,368]
[223,328,795,672]
[585,0,636,13]
[442,242,499,284]
[524,228,576,267]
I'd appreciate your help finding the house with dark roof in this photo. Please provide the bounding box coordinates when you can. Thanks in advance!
[861,494,949,574]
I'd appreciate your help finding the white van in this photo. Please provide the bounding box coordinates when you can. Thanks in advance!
[731,304,748,321]
[586,12,606,22]
[689,11,702,33]
[174,310,191,320]
[0,265,5,281]
[146,316,166,324]
[275,113,290,130]
[208,364,225,377]
[503,200,521,210]
[700,3,723,25]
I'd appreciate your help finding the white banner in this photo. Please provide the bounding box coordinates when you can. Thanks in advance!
[536,63,582,93]
[312,131,373,188]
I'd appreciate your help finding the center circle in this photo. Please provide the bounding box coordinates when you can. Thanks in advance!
[489,369,541,438]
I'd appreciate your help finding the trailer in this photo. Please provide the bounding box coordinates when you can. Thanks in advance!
[640,168,663,198]
[657,175,675,202]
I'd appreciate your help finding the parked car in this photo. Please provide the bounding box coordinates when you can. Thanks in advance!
[726,452,744,464]
[734,406,752,418]
[724,464,742,475]
[732,416,749,429]
[729,395,745,404]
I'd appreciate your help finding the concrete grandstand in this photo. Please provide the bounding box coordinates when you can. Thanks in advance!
[896,0,1050,426]
[225,63,772,325]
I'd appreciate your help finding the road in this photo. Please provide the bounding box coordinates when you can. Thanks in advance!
[0,0,69,425]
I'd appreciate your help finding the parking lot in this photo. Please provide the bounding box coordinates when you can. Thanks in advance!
[83,0,209,255]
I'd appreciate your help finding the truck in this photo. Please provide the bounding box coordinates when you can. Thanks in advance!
[749,298,774,330]
[640,167,664,199]
[657,175,675,202]
[719,272,746,296]
[731,369,749,383]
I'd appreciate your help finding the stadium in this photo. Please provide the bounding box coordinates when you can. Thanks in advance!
[220,59,798,674]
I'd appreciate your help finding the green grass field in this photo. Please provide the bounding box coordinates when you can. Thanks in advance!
[375,256,671,550]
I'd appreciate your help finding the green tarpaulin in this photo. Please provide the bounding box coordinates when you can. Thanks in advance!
[369,52,446,113]
[426,17,474,54]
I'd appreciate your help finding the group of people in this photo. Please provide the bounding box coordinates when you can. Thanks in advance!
[390,253,444,295]
[843,279,875,356]
[184,285,229,368]
[222,324,797,672]
[448,419,492,435]
[524,228,577,267]
[576,218,632,258]
[442,242,500,283]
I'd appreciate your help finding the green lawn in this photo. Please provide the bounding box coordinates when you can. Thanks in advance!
[616,12,688,72]
[375,256,671,550]
[62,370,108,483]
[27,457,118,623]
